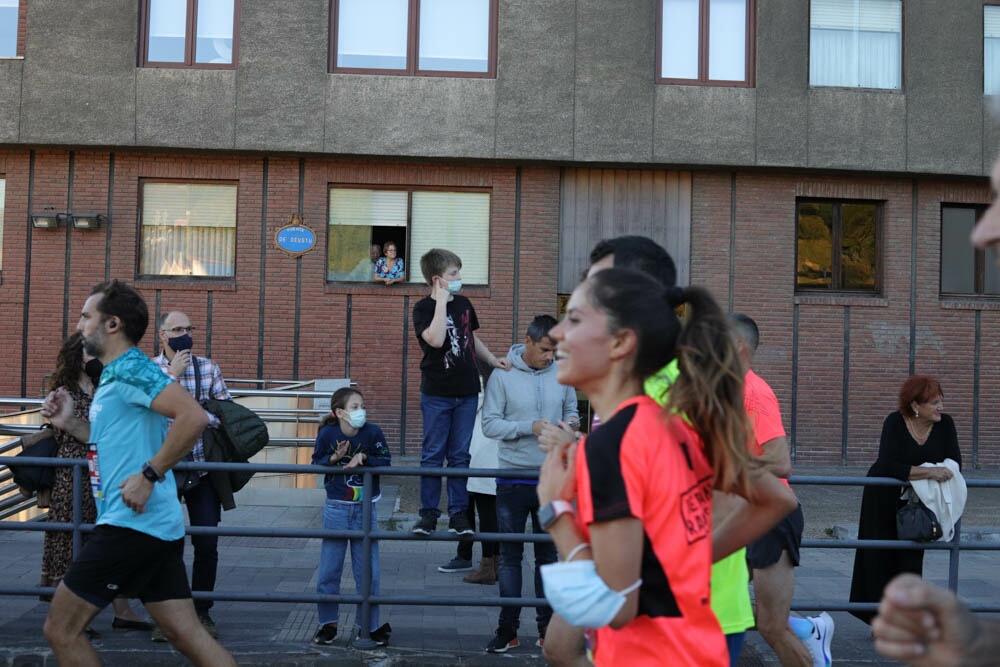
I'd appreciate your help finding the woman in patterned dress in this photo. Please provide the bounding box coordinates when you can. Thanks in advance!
[374,241,405,285]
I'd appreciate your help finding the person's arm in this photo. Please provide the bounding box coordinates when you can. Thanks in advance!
[209,361,231,400]
[419,282,450,348]
[40,388,90,443]
[362,426,391,468]
[758,436,792,478]
[119,382,209,513]
[473,334,510,370]
[873,414,914,481]
[561,386,580,430]
[873,573,999,667]
[480,376,531,440]
[712,468,797,562]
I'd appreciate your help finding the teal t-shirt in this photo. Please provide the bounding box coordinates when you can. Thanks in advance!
[88,347,183,541]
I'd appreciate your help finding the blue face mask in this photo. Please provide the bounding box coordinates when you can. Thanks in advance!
[168,334,193,353]
[344,408,367,429]
[446,279,463,294]
[540,560,642,629]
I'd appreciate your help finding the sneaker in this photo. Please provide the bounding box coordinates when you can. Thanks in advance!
[802,612,834,667]
[485,626,519,653]
[448,512,475,540]
[411,512,437,536]
[151,626,167,643]
[369,622,392,646]
[535,637,545,648]
[313,623,338,645]
[437,556,474,573]
[198,614,218,639]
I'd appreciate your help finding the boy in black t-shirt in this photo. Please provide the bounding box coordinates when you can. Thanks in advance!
[411,249,509,538]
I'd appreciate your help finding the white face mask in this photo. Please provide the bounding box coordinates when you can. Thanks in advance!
[342,408,366,429]
[540,559,641,629]
[446,279,463,294]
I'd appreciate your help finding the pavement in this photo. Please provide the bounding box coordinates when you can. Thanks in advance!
[1,461,999,666]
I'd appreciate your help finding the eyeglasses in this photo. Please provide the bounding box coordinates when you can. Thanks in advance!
[163,326,196,334]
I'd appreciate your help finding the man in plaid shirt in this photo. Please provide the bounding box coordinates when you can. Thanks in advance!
[151,311,231,640]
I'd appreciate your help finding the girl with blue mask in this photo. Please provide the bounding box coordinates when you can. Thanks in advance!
[535,269,797,666]
[311,388,392,647]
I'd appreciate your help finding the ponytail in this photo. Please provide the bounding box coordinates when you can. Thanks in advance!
[664,286,759,497]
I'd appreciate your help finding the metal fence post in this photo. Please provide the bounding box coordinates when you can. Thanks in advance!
[352,469,377,649]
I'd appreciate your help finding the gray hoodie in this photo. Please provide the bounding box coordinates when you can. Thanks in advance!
[481,344,579,470]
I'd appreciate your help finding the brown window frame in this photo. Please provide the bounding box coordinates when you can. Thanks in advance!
[655,0,756,87]
[940,203,999,297]
[329,0,498,78]
[138,0,240,70]
[795,197,883,294]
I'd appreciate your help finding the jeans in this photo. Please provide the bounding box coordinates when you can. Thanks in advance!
[496,483,557,633]
[317,500,380,629]
[419,393,477,516]
[457,492,498,562]
[181,478,222,615]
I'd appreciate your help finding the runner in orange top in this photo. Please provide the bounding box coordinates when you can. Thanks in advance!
[535,269,797,666]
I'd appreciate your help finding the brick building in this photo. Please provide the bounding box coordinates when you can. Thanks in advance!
[0,1,997,466]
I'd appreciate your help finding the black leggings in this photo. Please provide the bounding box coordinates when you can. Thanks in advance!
[457,491,498,560]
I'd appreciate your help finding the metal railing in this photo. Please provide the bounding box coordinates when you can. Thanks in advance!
[0,455,998,649]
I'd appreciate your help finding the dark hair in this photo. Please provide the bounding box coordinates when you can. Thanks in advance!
[89,280,149,344]
[729,313,760,353]
[897,376,943,414]
[384,241,397,252]
[585,268,755,495]
[320,387,364,428]
[419,248,462,285]
[526,314,558,342]
[588,235,677,288]
[49,332,85,394]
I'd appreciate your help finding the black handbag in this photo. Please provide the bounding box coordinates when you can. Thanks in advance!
[9,427,59,495]
[896,490,942,542]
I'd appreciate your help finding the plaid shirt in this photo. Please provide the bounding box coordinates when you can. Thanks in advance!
[152,353,231,465]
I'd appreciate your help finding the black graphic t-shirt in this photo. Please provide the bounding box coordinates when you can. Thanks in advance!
[413,294,480,397]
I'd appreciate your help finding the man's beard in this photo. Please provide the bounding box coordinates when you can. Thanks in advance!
[82,337,103,359]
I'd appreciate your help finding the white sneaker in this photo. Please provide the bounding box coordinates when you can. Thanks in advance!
[802,611,834,667]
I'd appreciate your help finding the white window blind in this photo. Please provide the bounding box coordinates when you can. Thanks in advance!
[329,188,408,226]
[140,182,237,277]
[661,0,700,79]
[409,192,490,284]
[986,6,1000,94]
[0,178,5,269]
[810,0,901,88]
[337,0,408,69]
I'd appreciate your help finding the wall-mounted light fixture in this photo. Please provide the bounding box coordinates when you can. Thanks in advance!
[71,213,106,230]
[30,212,68,229]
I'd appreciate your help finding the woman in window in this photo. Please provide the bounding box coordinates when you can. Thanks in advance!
[536,268,796,666]
[374,241,405,285]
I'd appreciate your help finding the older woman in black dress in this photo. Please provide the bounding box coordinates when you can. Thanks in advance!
[849,375,961,624]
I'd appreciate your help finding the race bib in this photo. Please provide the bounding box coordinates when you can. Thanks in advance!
[87,443,103,500]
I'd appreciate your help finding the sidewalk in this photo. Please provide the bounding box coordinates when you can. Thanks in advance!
[0,465,998,666]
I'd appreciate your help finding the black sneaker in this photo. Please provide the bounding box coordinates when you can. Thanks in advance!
[411,512,437,536]
[369,622,392,646]
[313,623,338,645]
[448,512,475,540]
[437,556,474,573]
[485,626,519,653]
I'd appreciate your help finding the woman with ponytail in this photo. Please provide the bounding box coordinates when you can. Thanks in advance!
[536,268,796,666]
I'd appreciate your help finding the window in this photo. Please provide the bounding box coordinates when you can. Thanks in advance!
[796,199,879,292]
[941,205,999,296]
[330,0,497,76]
[809,0,901,89]
[987,4,1000,94]
[141,0,237,68]
[327,187,490,283]
[0,0,19,58]
[0,178,5,269]
[657,0,754,85]
[139,182,237,278]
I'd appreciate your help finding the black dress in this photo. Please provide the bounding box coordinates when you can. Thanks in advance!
[848,411,961,623]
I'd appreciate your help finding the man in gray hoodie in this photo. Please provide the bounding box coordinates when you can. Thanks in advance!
[481,315,579,654]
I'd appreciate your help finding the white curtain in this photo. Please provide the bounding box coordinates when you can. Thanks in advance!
[409,192,490,284]
[810,0,901,89]
[985,7,1000,95]
[141,183,237,277]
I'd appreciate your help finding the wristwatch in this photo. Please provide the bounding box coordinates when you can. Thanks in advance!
[539,500,575,531]
[141,461,166,483]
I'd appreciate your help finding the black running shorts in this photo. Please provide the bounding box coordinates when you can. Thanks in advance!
[747,504,804,569]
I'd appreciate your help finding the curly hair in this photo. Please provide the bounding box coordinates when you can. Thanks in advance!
[49,332,85,394]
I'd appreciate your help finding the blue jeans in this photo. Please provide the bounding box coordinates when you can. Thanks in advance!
[317,500,379,629]
[181,478,222,615]
[419,393,477,516]
[496,483,557,633]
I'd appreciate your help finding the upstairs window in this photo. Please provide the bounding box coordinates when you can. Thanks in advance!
[330,0,497,77]
[658,0,754,86]
[0,0,20,58]
[796,199,880,292]
[141,0,237,68]
[0,178,5,269]
[941,205,999,296]
[139,181,237,278]
[810,0,901,89]
[987,4,1000,94]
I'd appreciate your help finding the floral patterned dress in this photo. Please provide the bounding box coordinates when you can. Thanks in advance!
[375,256,405,281]
[40,388,96,587]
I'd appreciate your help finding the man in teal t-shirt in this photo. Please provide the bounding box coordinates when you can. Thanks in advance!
[41,280,236,666]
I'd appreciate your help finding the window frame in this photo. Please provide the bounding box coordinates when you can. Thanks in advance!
[655,0,756,87]
[328,0,498,78]
[326,184,491,285]
[139,0,239,69]
[136,178,239,281]
[940,203,999,297]
[807,0,904,91]
[795,197,883,294]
